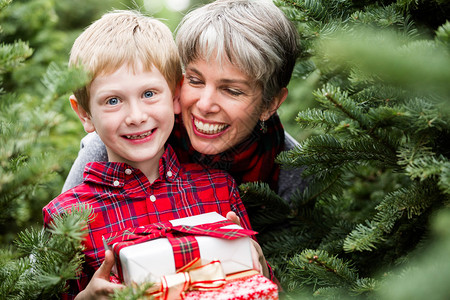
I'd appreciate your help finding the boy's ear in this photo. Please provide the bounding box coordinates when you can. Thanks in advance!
[69,95,95,133]
[260,87,288,121]
[172,76,183,115]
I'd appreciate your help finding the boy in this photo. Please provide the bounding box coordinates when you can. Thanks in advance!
[43,10,266,299]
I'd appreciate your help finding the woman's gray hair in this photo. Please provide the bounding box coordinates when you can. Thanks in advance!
[175,0,299,108]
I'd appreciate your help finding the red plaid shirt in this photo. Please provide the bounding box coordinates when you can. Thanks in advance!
[43,145,252,298]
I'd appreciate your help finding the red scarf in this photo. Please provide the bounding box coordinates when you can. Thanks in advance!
[169,114,285,192]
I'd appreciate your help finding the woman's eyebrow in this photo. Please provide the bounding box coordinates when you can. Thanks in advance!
[220,78,251,87]
[186,66,201,75]
[186,66,253,87]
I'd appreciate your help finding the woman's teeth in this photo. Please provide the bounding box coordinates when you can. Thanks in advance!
[126,131,152,139]
[194,119,228,134]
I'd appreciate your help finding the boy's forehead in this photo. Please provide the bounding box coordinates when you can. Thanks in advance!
[91,63,165,88]
[97,61,155,77]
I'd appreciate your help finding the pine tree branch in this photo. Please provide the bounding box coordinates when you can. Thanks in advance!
[1,205,93,299]
[239,182,292,231]
[287,249,361,290]
[278,135,397,173]
[343,180,442,252]
[0,41,33,74]
[323,90,397,156]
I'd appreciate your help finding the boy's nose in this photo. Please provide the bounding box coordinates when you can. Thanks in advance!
[125,102,148,125]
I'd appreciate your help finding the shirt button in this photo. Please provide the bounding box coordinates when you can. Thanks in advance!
[113,180,120,186]
[150,195,156,202]
[167,171,173,178]
[125,168,132,175]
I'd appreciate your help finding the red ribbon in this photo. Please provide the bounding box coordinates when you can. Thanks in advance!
[103,219,257,283]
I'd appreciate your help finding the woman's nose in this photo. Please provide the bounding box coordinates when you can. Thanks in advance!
[196,86,220,114]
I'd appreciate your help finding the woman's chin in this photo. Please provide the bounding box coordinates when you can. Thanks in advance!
[191,141,225,155]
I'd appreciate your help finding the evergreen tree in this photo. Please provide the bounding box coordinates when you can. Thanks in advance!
[1,1,93,298]
[241,0,450,299]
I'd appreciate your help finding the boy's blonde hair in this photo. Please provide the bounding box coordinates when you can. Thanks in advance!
[69,10,182,114]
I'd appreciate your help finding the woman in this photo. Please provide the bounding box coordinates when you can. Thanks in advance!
[63,0,305,201]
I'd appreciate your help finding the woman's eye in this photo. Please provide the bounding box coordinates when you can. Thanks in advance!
[106,97,120,105]
[226,88,244,96]
[187,76,203,85]
[144,91,154,98]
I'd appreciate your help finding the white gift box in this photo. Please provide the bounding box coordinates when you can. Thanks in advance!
[107,212,254,285]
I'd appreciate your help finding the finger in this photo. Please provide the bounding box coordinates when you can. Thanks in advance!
[250,239,270,278]
[226,211,241,226]
[100,281,125,296]
[250,244,263,274]
[94,250,116,280]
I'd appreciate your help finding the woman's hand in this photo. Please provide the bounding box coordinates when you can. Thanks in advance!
[75,250,124,300]
[226,211,270,278]
[249,239,270,278]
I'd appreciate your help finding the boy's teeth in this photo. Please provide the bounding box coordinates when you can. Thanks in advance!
[194,119,228,134]
[126,131,152,139]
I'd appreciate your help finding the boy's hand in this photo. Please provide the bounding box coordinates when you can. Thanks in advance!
[75,250,124,300]
[225,211,270,278]
[226,211,241,226]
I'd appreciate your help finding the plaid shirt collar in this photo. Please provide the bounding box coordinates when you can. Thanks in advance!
[82,144,180,188]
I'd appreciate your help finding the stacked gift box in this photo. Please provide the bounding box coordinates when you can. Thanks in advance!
[103,212,278,300]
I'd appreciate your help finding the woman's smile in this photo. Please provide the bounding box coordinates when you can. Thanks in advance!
[193,116,229,135]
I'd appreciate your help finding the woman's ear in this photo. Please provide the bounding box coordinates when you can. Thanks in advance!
[69,95,95,133]
[173,76,183,115]
[260,87,288,120]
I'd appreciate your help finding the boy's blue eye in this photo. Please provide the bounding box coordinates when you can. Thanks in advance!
[107,97,120,105]
[144,91,154,98]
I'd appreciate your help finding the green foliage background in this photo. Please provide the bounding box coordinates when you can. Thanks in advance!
[240,0,450,299]
[1,0,449,299]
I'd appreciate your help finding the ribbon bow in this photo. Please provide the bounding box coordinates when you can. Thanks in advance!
[103,219,257,282]
[147,258,226,300]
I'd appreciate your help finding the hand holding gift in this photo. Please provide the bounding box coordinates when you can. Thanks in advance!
[75,212,272,300]
[102,213,278,299]
[103,212,278,299]
[226,211,270,278]
[74,250,124,300]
